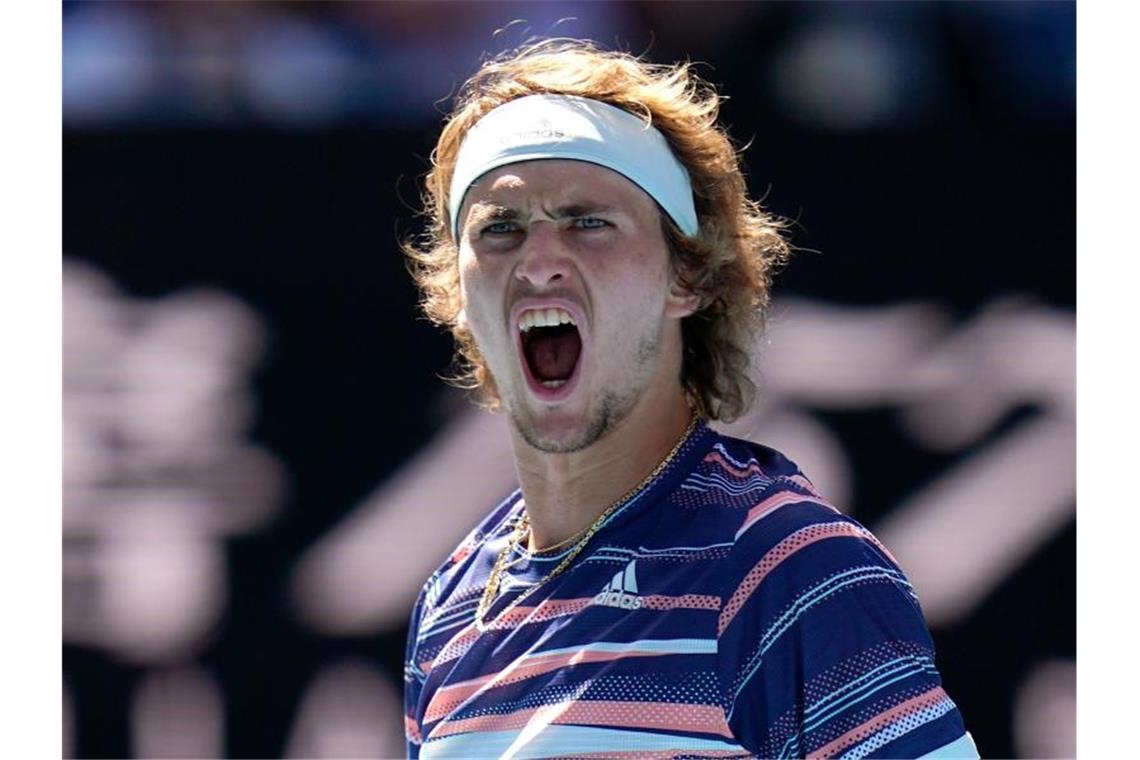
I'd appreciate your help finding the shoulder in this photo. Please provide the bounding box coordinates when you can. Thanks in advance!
[658,426,914,627]
[678,427,823,512]
[685,429,909,615]
[673,428,888,564]
[703,434,969,758]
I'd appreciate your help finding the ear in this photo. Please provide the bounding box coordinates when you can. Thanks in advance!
[664,279,700,319]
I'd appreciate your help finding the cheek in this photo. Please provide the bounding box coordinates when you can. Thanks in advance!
[456,254,500,342]
[604,254,671,310]
[456,246,485,304]
[455,252,479,332]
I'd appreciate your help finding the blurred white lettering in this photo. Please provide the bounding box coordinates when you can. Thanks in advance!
[131,666,224,759]
[284,659,405,759]
[63,260,284,664]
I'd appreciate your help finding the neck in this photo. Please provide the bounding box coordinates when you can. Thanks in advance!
[510,389,696,552]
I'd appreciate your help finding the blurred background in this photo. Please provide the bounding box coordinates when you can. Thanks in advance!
[62,1,1074,757]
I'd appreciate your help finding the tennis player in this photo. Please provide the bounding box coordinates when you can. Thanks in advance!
[402,40,977,759]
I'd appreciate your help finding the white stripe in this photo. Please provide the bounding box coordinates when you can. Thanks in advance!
[421,598,479,629]
[711,442,756,469]
[684,472,772,495]
[917,732,979,759]
[421,725,746,759]
[638,542,734,553]
[532,638,717,659]
[500,576,539,594]
[416,614,474,641]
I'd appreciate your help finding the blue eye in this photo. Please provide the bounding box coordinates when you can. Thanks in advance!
[574,217,609,229]
[483,221,519,235]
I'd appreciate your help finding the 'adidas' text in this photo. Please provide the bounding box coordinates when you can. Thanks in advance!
[592,560,642,609]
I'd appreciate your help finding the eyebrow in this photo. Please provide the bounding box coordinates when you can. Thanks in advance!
[466,202,619,226]
[464,204,518,229]
[553,203,618,219]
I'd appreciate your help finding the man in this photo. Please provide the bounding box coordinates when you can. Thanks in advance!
[402,40,977,759]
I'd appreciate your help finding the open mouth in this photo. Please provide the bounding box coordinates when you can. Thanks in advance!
[518,307,583,394]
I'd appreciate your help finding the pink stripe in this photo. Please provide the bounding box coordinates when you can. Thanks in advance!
[719,522,871,636]
[428,595,609,673]
[702,450,822,499]
[641,593,721,611]
[566,751,745,759]
[703,450,767,479]
[566,752,746,759]
[448,543,473,564]
[737,491,837,538]
[423,647,676,723]
[808,687,949,759]
[430,699,733,739]
[426,593,722,721]
[489,596,594,629]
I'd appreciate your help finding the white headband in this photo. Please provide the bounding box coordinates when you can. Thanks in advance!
[448,94,699,240]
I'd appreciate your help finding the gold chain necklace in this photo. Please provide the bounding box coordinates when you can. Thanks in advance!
[496,519,586,572]
[498,512,594,572]
[526,516,592,555]
[474,414,700,632]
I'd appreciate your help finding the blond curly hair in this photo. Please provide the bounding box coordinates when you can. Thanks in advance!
[404,39,790,422]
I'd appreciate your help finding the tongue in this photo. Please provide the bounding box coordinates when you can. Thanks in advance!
[525,326,581,382]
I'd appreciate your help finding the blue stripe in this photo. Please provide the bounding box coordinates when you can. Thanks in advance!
[755,566,908,662]
[728,566,910,717]
[806,654,931,719]
[803,663,936,736]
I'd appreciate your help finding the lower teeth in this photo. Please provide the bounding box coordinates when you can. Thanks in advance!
[540,380,566,389]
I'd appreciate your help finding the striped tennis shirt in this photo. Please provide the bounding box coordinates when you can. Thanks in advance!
[404,421,976,758]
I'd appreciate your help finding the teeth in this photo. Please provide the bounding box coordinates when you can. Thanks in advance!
[519,307,576,332]
[540,380,566,389]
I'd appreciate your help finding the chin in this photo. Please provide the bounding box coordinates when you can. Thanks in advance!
[508,391,624,454]
[511,410,596,454]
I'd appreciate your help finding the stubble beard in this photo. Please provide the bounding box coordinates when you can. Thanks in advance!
[508,325,662,454]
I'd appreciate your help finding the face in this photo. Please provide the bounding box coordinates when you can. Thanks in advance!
[455,159,698,453]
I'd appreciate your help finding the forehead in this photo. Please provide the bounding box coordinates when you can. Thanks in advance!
[460,159,660,216]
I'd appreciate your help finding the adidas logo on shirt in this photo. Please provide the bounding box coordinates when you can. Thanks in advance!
[593,560,642,610]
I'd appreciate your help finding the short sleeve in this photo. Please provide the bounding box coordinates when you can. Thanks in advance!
[716,503,973,758]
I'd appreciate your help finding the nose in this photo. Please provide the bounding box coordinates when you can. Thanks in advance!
[514,221,568,287]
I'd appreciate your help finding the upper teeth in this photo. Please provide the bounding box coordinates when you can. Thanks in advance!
[519,308,576,332]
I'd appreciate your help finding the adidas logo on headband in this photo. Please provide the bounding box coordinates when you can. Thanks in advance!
[496,127,567,145]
